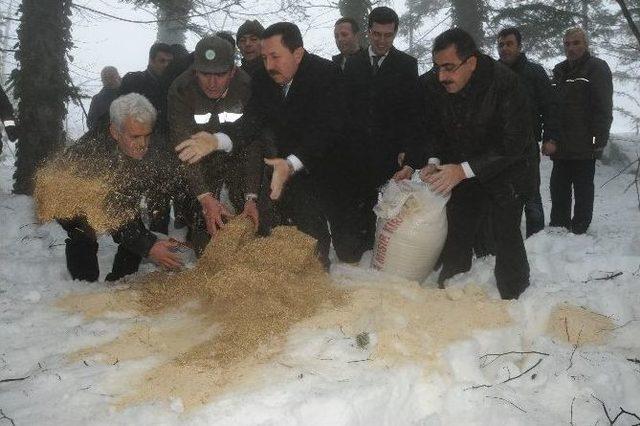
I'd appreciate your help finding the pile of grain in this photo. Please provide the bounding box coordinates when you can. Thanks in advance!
[136,219,346,367]
[34,157,135,233]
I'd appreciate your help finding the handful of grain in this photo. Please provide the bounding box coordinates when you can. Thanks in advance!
[34,158,136,233]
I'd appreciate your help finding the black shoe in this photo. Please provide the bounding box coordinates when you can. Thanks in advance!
[65,238,99,282]
[105,245,141,282]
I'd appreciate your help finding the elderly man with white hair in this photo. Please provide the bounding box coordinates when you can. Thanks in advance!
[59,93,186,282]
[548,27,613,235]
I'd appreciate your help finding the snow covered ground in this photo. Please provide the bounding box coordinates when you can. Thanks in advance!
[1,136,639,425]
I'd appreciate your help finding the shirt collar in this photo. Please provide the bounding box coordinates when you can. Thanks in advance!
[368,45,390,60]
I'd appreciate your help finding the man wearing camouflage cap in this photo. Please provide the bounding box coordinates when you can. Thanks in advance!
[237,20,265,76]
[169,35,254,253]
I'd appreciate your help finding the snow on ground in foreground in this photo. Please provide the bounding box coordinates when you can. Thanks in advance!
[1,137,639,425]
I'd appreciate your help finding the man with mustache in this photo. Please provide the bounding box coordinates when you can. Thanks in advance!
[168,35,253,254]
[398,28,537,299]
[549,27,613,234]
[240,22,348,268]
[59,93,185,282]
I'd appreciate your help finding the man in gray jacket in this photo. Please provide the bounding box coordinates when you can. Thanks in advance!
[168,35,254,253]
[549,27,613,234]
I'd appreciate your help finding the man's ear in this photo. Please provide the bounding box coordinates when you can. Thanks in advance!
[293,47,304,64]
[468,55,478,73]
[109,122,119,141]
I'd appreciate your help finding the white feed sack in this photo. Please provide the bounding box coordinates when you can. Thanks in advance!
[372,176,449,282]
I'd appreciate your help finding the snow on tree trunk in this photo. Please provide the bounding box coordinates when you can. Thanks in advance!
[156,0,192,46]
[338,0,371,48]
[13,0,73,195]
[451,0,486,48]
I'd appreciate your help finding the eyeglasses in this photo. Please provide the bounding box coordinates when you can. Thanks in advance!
[433,55,472,74]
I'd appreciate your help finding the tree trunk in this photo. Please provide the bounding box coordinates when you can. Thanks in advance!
[156,0,192,45]
[451,0,486,48]
[13,0,73,194]
[581,0,589,32]
[338,0,371,48]
[0,0,17,85]
[615,0,640,48]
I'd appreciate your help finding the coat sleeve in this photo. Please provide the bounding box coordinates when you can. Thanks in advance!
[404,73,442,170]
[468,77,533,182]
[111,217,158,257]
[237,75,271,195]
[86,95,99,130]
[532,64,560,143]
[167,87,212,197]
[589,59,613,151]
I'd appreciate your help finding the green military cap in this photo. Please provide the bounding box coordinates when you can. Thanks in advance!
[193,35,235,73]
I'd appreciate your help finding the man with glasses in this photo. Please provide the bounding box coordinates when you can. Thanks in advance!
[398,28,537,300]
[341,6,419,259]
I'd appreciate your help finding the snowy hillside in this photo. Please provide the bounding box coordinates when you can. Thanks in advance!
[0,135,639,425]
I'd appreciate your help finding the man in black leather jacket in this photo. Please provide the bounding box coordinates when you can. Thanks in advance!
[398,28,537,300]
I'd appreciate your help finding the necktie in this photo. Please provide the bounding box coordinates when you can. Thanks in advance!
[372,55,382,74]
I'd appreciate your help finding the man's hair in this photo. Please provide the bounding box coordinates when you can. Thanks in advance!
[110,93,157,130]
[368,7,399,32]
[216,31,236,48]
[497,27,522,46]
[262,22,304,52]
[564,27,589,48]
[100,66,119,80]
[148,42,173,60]
[432,28,479,59]
[170,43,189,60]
[335,17,359,34]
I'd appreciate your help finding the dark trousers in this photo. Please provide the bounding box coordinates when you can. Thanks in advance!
[525,191,545,237]
[525,152,545,237]
[549,159,596,234]
[264,173,331,268]
[148,195,170,235]
[438,181,530,300]
[59,217,141,282]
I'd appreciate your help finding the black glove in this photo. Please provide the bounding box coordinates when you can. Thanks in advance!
[4,122,18,141]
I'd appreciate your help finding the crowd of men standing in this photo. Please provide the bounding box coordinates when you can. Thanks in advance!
[62,7,612,300]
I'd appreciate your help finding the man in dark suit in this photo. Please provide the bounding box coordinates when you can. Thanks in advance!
[332,17,363,70]
[240,22,347,267]
[341,6,420,255]
[120,42,174,133]
[87,66,121,130]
